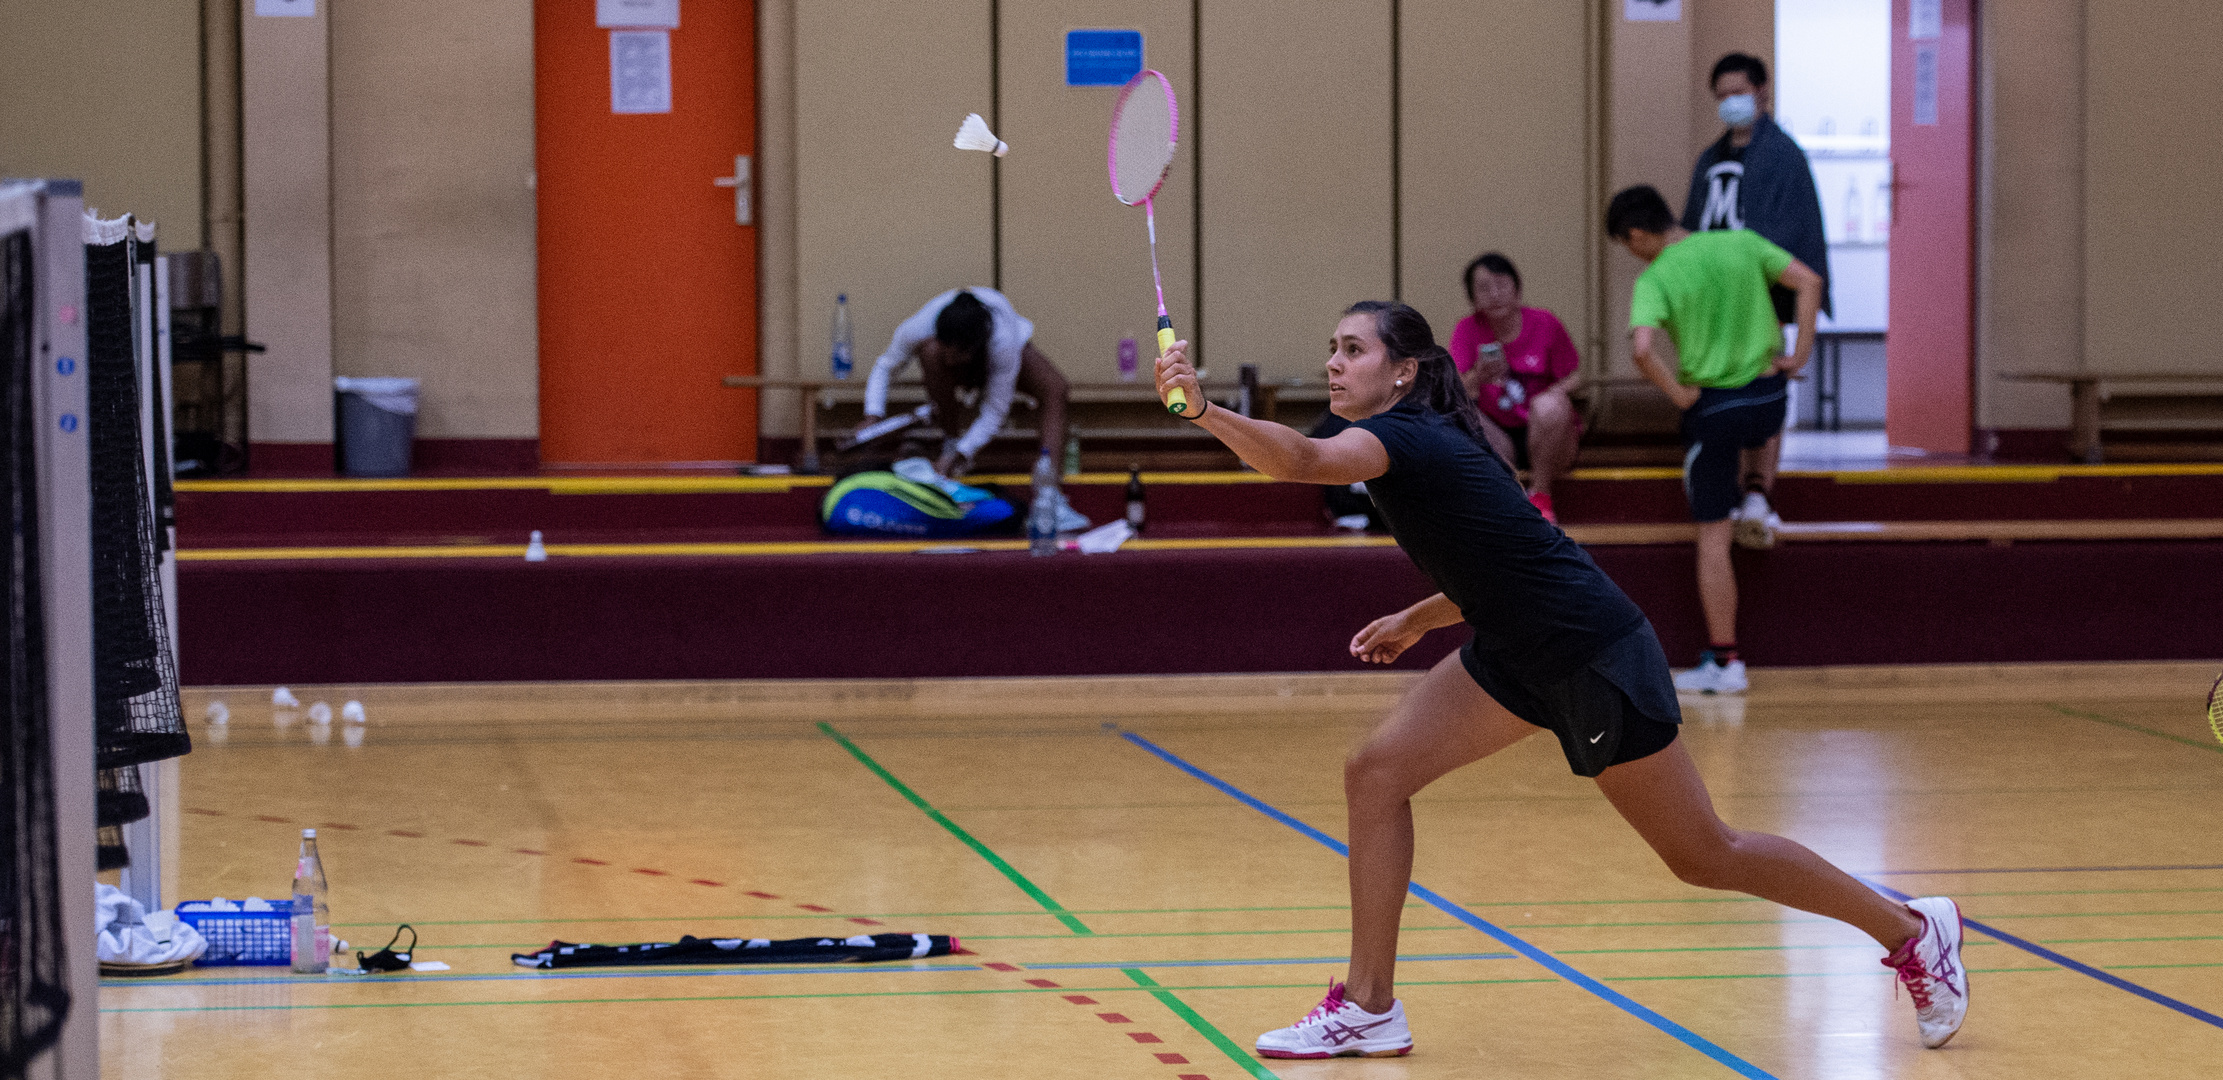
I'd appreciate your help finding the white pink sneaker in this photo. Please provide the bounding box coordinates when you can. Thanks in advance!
[1884,896,1969,1048]
[1254,981,1412,1059]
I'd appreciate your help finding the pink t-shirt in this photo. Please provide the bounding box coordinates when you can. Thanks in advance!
[1448,306,1581,428]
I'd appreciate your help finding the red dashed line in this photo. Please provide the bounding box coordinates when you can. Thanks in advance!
[795,904,831,912]
[254,815,293,823]
[1126,1032,1163,1044]
[573,858,608,866]
[1154,1053,1190,1064]
[847,917,885,926]
[631,868,670,877]
[690,879,724,887]
[1097,1012,1132,1024]
[1024,978,1060,989]
[514,848,547,856]
[1178,1074,1210,1080]
[1064,995,1098,1005]
[318,823,360,830]
[982,962,1019,972]
[452,839,489,847]
[745,891,779,899]
[184,808,224,816]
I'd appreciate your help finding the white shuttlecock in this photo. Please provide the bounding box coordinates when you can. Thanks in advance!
[273,687,300,708]
[307,701,333,724]
[343,725,366,749]
[525,530,548,562]
[205,701,230,725]
[954,113,1008,157]
[341,700,366,723]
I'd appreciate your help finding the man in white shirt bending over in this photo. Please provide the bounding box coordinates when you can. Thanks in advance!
[860,288,1071,484]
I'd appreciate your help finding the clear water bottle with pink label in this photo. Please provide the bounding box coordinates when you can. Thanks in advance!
[290,829,331,973]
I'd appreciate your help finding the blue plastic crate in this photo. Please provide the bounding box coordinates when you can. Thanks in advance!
[174,899,294,966]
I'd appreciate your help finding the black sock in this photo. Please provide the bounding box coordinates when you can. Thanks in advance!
[1707,642,1740,664]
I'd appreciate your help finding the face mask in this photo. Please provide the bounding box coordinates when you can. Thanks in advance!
[356,924,416,973]
[1717,93,1759,127]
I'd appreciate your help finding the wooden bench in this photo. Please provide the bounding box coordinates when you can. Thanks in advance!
[2000,372,2223,463]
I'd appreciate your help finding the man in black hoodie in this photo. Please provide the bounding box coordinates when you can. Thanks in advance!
[1682,52,1830,549]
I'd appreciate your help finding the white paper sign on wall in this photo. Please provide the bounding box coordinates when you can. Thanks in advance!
[598,0,678,29]
[1625,0,1681,22]
[610,30,673,115]
[254,0,314,16]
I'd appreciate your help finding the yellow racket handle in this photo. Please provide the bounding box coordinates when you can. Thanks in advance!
[1158,318,1198,417]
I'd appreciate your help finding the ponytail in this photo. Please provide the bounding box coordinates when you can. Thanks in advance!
[1342,301,1494,449]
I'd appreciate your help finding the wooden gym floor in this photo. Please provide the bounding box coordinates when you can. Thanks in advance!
[107,664,2223,1078]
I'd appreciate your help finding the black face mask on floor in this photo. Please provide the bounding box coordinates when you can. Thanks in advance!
[357,924,416,973]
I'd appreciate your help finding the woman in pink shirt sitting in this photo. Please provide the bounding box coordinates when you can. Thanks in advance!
[1448,253,1584,522]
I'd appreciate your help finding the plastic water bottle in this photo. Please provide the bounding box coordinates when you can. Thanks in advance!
[1063,435,1082,477]
[291,829,331,973]
[1124,465,1146,536]
[830,294,853,379]
[1028,450,1060,556]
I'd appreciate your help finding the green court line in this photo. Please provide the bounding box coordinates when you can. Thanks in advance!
[1124,970,1280,1080]
[817,721,1091,935]
[820,721,1282,1078]
[2049,704,2223,755]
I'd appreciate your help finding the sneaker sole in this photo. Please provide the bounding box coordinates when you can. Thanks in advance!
[1257,1046,1413,1059]
[1733,518,1777,549]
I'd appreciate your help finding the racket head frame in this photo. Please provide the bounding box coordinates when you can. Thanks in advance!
[1107,70,1180,206]
[2208,671,2223,745]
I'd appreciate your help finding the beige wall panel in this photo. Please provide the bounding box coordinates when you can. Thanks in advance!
[998,5,1194,383]
[1688,0,1773,146]
[0,0,204,249]
[1976,0,2080,429]
[330,0,539,439]
[794,0,994,381]
[1604,11,1693,376]
[1400,0,1594,360]
[2084,2,2223,378]
[242,1,335,443]
[1200,0,1393,381]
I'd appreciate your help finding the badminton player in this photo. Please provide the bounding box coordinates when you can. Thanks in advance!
[1154,302,1965,1058]
[861,290,1076,506]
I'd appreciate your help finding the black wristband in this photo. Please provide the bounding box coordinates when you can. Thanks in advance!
[1180,398,1210,421]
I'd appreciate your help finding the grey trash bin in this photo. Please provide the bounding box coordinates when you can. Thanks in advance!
[334,377,420,477]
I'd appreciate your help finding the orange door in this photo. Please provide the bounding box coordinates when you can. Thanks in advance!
[535,1,757,464]
[1885,0,1974,454]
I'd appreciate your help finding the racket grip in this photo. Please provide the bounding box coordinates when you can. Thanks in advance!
[1157,316,1195,417]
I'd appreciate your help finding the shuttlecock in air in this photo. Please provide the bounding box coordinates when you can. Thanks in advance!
[307,701,333,724]
[273,687,300,708]
[341,700,366,724]
[954,113,1008,157]
[205,701,230,725]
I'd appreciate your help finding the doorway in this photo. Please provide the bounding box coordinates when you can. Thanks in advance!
[534,1,758,465]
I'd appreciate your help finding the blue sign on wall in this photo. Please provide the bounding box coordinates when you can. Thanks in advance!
[1065,29,1144,87]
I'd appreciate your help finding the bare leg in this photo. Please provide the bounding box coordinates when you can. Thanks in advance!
[1524,389,1581,498]
[1342,652,1539,1013]
[1014,343,1069,459]
[1595,740,1922,949]
[1695,519,1738,644]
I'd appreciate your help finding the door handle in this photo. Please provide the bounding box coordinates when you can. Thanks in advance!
[713,155,752,226]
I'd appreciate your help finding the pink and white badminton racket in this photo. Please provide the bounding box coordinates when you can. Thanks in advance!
[1107,70,1192,417]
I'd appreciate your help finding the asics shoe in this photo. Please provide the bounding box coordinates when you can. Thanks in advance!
[1255,981,1412,1059]
[1884,897,1969,1048]
[1673,652,1748,695]
[1733,491,1781,549]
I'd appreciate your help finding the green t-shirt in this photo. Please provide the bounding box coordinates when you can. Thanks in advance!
[1628,230,1793,389]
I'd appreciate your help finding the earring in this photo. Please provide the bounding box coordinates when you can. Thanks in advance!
[1393,379,1403,387]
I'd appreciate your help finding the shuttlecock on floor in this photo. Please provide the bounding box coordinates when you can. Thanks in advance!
[954,113,1008,157]
[307,701,333,724]
[272,687,300,708]
[341,700,366,723]
[525,530,548,562]
[205,701,230,725]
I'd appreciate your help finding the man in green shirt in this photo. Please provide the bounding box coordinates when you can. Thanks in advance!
[1607,184,1823,695]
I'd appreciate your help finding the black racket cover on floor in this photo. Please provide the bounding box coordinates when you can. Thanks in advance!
[513,932,957,969]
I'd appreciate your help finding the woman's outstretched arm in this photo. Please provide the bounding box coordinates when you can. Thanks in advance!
[1154,341,1390,485]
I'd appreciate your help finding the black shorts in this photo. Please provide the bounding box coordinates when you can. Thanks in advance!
[1460,625,1683,778]
[1680,374,1788,522]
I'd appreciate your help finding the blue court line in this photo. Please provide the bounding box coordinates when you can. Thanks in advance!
[1860,879,2223,1031]
[1120,731,1780,1080]
[101,961,982,989]
[1866,864,2223,876]
[1026,952,1515,971]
